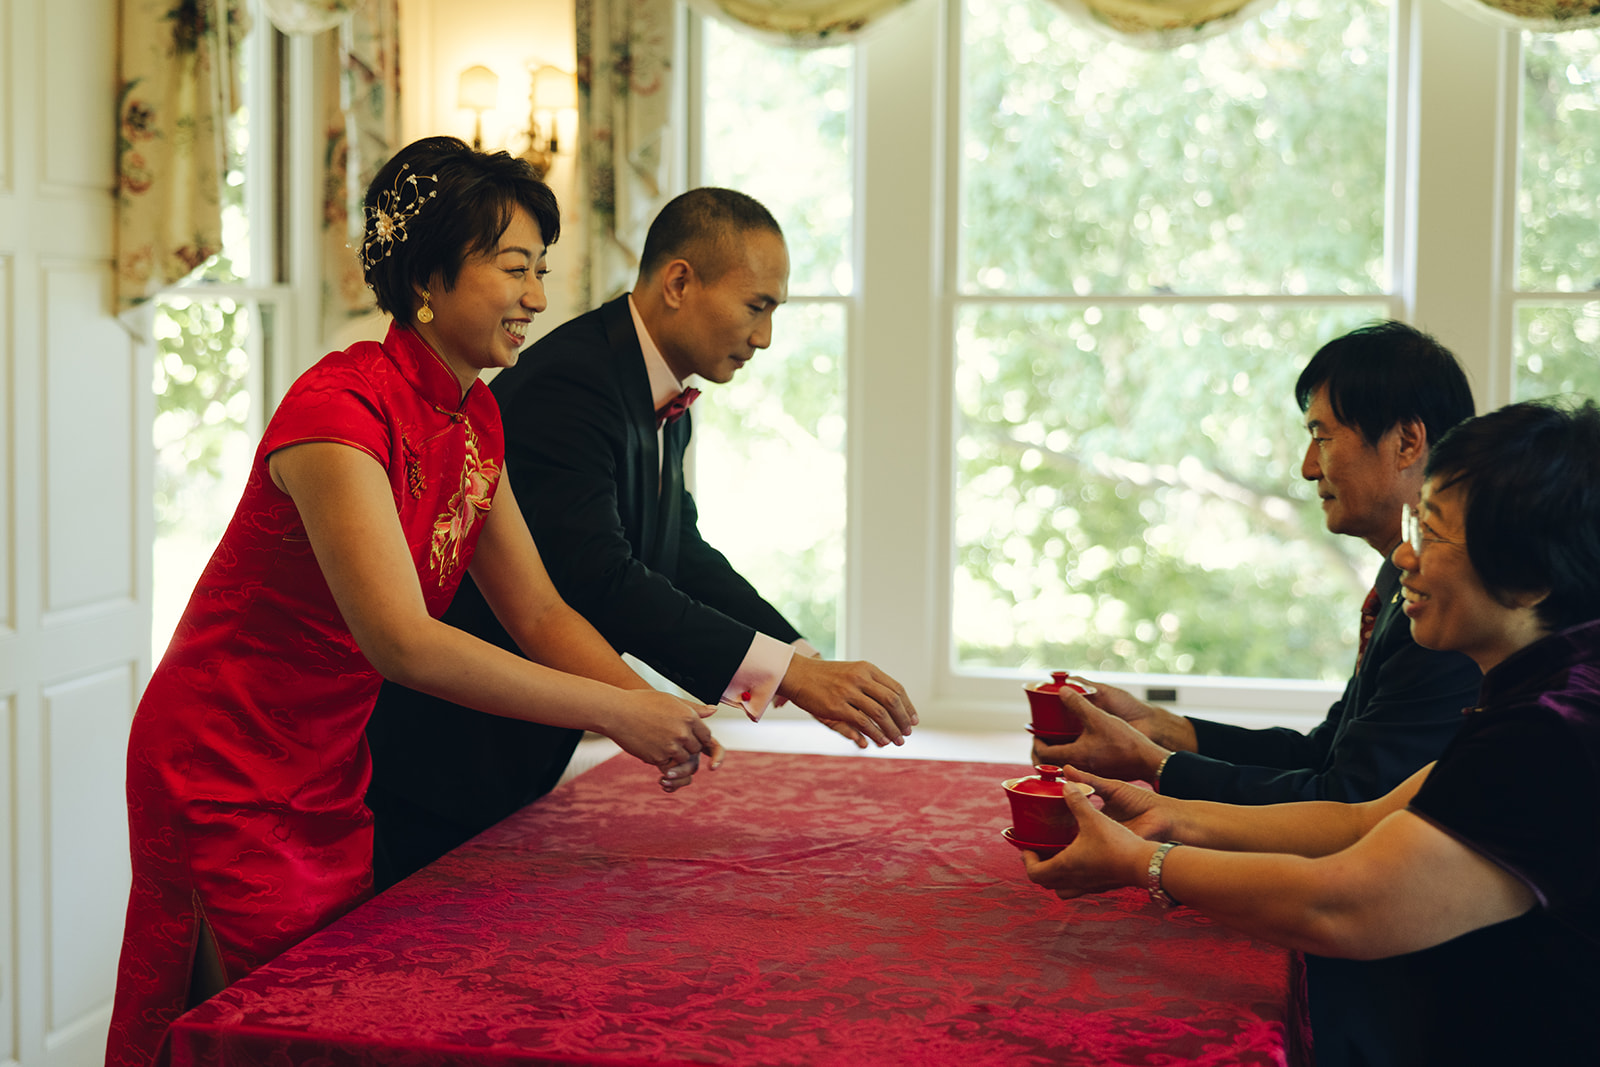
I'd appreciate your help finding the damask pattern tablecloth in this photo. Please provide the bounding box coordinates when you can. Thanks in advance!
[169,752,1288,1066]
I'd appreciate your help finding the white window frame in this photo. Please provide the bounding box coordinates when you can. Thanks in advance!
[683,0,1521,731]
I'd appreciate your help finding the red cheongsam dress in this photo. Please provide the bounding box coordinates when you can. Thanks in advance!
[106,323,504,1067]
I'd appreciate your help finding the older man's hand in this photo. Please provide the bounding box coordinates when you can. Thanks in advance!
[1031,691,1172,782]
[1072,679,1200,752]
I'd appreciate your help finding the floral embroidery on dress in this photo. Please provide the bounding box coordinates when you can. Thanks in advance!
[429,423,498,582]
[402,435,424,498]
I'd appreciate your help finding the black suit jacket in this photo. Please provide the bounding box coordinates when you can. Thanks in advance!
[365,296,800,883]
[1159,558,1480,805]
[492,294,801,694]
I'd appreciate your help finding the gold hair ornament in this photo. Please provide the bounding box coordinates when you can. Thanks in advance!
[361,163,439,273]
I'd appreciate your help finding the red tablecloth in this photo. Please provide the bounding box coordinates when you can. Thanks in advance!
[169,751,1288,1066]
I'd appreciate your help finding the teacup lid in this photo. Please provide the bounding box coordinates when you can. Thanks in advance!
[1005,764,1074,797]
[1027,671,1092,695]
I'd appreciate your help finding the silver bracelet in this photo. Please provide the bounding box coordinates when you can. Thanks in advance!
[1146,842,1182,907]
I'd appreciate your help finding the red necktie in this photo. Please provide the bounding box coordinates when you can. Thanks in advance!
[656,387,700,429]
[1354,585,1380,672]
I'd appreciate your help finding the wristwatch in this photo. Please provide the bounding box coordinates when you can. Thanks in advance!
[1146,841,1182,907]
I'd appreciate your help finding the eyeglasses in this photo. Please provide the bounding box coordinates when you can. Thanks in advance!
[1401,502,1463,556]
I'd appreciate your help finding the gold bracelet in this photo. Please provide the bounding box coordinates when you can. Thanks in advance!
[1146,842,1182,907]
[1154,751,1174,791]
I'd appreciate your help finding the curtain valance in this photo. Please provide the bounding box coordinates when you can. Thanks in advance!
[687,0,1600,49]
[1444,0,1600,33]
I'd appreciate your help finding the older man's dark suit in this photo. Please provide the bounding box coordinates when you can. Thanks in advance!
[1160,559,1478,805]
[365,296,801,885]
[1160,557,1481,1067]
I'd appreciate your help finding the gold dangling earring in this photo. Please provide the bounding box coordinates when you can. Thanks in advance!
[416,290,434,324]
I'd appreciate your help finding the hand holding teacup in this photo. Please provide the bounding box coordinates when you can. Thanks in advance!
[1001,764,1097,857]
[1020,774,1162,901]
[1030,693,1174,783]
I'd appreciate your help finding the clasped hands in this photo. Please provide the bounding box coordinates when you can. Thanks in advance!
[616,655,917,793]
[609,689,724,794]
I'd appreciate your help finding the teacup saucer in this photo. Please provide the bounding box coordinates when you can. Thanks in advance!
[1002,827,1064,857]
[1025,724,1080,743]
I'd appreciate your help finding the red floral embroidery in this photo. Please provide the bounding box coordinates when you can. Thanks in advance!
[429,423,498,581]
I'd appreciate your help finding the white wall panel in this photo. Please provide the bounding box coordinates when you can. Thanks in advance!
[0,693,15,1067]
[39,0,113,193]
[0,0,13,195]
[42,262,134,618]
[0,254,12,632]
[42,666,130,1038]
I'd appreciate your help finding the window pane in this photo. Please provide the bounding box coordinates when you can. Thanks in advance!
[1519,32,1600,293]
[194,38,253,284]
[692,303,847,656]
[152,297,258,658]
[1513,302,1600,399]
[960,0,1390,297]
[953,303,1385,679]
[699,19,853,296]
[695,21,854,654]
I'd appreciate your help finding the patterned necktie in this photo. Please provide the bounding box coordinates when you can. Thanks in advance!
[1354,585,1380,672]
[656,387,700,429]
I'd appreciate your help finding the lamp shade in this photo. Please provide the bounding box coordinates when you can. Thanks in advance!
[458,65,500,112]
[530,65,578,112]
[263,0,366,34]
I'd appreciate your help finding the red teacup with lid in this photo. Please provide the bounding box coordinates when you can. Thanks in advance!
[1024,671,1096,743]
[1001,764,1094,856]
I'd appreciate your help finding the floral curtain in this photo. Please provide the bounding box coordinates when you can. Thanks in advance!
[576,0,676,304]
[114,0,251,311]
[319,0,401,334]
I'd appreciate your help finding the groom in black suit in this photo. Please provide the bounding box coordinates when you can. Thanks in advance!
[366,189,916,886]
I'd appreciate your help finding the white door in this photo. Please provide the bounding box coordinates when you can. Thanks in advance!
[1,0,147,1062]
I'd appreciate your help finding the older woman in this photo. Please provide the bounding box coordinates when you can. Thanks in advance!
[107,137,723,1067]
[1025,397,1600,1064]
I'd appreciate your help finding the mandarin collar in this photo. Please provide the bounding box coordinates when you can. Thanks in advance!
[382,321,484,412]
[1478,618,1600,710]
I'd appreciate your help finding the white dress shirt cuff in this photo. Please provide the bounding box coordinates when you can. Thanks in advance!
[721,633,797,722]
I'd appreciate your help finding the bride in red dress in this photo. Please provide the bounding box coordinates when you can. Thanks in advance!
[105,136,722,1067]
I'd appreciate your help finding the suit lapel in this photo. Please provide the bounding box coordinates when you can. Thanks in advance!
[1362,559,1404,670]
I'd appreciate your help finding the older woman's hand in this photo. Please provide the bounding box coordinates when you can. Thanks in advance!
[1056,765,1176,841]
[1022,777,1160,900]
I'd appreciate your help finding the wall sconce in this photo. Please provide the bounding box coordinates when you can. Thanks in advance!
[458,65,500,151]
[520,64,578,180]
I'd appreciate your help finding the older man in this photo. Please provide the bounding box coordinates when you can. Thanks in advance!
[1034,321,1481,1067]
[366,188,915,887]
